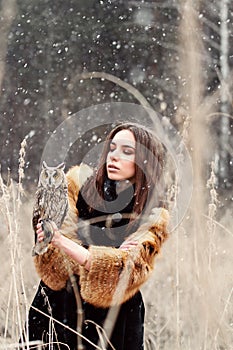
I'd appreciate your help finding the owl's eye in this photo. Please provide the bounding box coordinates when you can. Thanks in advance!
[44,172,48,178]
[53,172,59,178]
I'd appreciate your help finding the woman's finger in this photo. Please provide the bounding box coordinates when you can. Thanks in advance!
[36,227,43,235]
[119,240,138,251]
[37,222,42,229]
[122,240,138,247]
[37,232,44,242]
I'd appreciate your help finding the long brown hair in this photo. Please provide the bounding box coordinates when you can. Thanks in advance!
[81,122,165,218]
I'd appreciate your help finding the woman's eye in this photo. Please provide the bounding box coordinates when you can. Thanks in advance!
[123,149,134,155]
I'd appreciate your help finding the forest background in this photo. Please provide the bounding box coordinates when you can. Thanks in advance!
[0,0,232,349]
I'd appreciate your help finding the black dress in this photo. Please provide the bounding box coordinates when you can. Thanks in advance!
[25,180,145,350]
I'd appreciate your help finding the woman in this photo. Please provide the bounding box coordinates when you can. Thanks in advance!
[25,122,169,350]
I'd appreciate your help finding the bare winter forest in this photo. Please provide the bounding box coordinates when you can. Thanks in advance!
[0,0,232,349]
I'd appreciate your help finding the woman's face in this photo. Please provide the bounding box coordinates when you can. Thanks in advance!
[106,129,136,181]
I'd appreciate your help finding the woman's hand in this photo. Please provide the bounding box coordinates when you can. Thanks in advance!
[36,220,91,269]
[119,240,138,251]
[36,220,61,247]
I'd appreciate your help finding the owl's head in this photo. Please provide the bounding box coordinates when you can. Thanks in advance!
[39,161,66,189]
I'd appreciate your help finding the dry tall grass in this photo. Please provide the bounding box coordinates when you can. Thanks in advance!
[0,140,39,348]
[0,139,232,350]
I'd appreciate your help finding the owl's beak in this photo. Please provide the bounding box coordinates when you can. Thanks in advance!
[48,179,55,188]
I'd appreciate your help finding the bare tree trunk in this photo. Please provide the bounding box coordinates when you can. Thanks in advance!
[219,0,230,181]
[0,0,17,92]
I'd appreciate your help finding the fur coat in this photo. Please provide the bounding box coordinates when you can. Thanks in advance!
[34,164,169,308]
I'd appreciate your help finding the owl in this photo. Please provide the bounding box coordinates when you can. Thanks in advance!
[32,161,68,256]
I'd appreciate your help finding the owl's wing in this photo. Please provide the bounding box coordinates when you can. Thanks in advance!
[32,188,45,234]
[58,199,68,227]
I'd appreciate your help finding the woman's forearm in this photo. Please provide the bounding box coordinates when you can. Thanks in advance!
[36,221,91,270]
[53,234,91,270]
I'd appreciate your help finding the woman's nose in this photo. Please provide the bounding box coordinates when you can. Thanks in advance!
[110,149,120,160]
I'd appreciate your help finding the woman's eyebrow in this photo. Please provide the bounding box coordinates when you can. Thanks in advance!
[122,144,136,150]
[110,141,136,149]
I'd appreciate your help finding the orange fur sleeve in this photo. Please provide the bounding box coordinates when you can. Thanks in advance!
[79,208,169,308]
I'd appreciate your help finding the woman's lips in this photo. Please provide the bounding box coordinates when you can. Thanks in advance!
[107,164,120,171]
